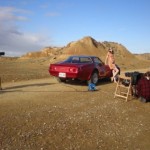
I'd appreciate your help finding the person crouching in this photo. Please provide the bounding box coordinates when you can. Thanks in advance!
[136,71,150,103]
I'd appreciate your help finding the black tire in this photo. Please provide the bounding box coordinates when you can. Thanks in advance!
[88,71,99,85]
[106,77,111,82]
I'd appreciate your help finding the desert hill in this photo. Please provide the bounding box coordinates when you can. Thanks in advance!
[0,36,149,83]
[21,36,150,70]
[22,36,131,60]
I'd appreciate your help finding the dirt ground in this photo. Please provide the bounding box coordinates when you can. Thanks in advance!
[0,77,150,150]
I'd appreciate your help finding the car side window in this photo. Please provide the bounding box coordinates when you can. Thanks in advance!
[93,57,103,65]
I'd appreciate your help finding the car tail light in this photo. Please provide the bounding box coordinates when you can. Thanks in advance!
[69,67,78,73]
[50,65,56,71]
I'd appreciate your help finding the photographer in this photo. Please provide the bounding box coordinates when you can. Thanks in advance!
[136,71,150,103]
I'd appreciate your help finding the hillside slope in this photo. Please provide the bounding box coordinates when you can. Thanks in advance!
[21,36,149,70]
[134,53,150,61]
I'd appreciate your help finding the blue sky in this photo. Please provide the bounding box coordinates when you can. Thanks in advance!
[0,0,150,56]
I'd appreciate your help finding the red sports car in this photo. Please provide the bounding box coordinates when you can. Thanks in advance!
[49,55,112,84]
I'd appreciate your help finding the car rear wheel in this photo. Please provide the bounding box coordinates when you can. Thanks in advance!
[88,71,99,85]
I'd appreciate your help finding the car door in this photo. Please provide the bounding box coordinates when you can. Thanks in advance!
[93,57,110,78]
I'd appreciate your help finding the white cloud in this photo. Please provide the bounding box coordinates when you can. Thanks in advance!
[0,29,47,56]
[0,6,29,22]
[0,6,49,57]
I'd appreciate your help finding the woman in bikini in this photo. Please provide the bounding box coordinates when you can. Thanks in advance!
[105,48,119,83]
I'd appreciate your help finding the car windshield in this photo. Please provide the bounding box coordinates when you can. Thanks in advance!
[64,56,93,63]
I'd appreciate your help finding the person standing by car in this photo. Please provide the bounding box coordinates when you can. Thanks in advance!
[105,48,119,83]
[136,71,150,103]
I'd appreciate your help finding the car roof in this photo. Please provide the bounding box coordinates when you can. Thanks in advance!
[70,55,97,58]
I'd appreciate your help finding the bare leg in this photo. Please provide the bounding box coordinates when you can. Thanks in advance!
[112,67,119,83]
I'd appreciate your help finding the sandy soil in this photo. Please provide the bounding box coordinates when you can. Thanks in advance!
[0,77,150,150]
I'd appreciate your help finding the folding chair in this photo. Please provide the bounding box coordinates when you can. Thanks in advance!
[114,75,132,102]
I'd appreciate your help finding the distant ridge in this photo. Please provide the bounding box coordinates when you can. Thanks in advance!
[21,36,150,70]
[134,53,150,61]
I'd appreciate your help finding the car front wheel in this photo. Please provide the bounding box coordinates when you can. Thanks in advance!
[88,71,99,85]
